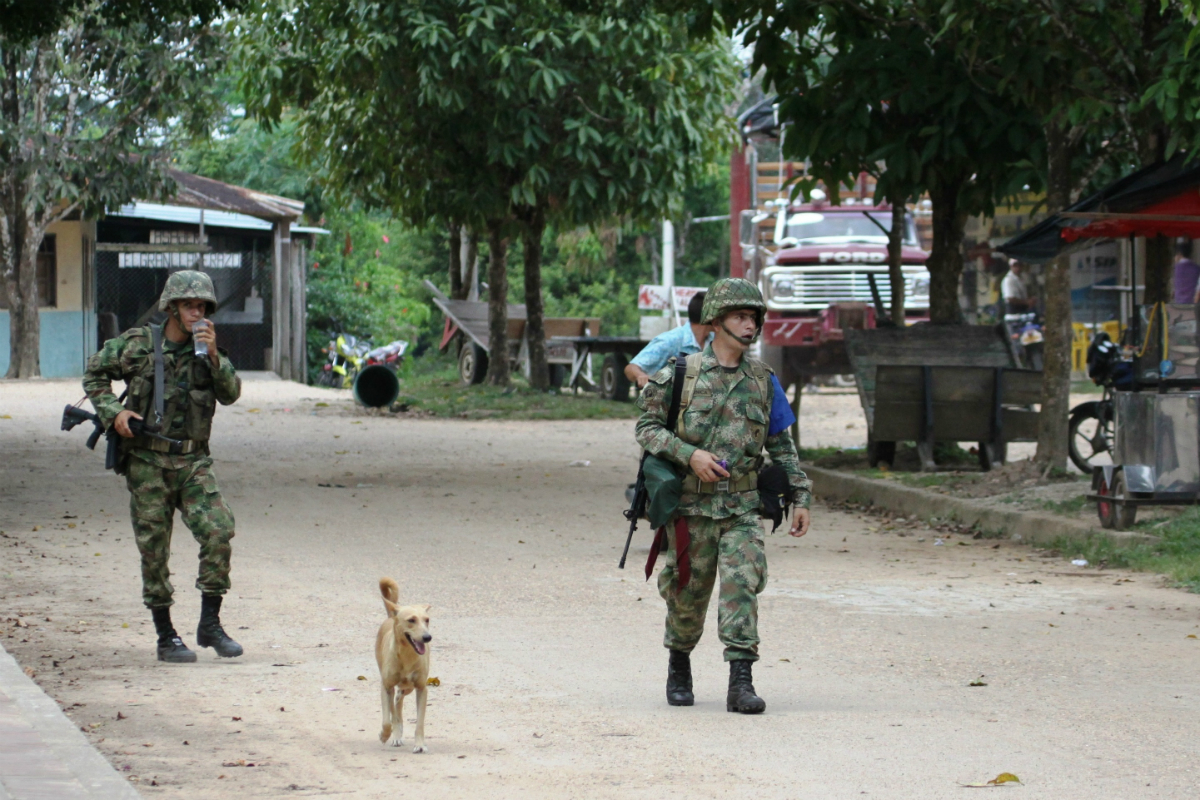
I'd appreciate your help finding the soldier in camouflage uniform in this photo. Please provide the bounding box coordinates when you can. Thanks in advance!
[635,278,812,713]
[83,270,244,663]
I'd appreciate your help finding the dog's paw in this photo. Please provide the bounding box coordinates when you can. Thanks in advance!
[412,744,427,754]
[386,736,404,748]
[379,726,392,744]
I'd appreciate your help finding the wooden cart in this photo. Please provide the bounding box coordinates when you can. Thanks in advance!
[844,324,1039,470]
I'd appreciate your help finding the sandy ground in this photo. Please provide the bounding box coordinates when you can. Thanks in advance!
[2,377,1199,799]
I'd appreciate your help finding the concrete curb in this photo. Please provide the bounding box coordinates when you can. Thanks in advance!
[0,642,141,799]
[802,464,1156,546]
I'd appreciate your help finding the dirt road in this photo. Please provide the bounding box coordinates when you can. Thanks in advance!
[2,377,1198,799]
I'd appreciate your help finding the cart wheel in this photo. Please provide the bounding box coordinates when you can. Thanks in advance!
[1110,470,1138,529]
[977,441,1006,472]
[1068,401,1114,474]
[867,438,895,468]
[459,342,488,385]
[601,354,632,401]
[1097,470,1137,529]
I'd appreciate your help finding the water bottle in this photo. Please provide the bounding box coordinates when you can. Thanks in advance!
[192,320,209,358]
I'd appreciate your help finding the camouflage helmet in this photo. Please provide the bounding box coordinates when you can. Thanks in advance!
[700,278,765,326]
[158,270,217,315]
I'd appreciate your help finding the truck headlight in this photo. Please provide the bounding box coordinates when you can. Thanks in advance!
[770,276,795,299]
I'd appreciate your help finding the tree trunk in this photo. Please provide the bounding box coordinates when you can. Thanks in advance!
[485,224,511,387]
[1,212,42,379]
[1034,120,1075,472]
[925,172,967,324]
[522,209,549,390]
[1143,234,1172,305]
[448,223,465,300]
[463,230,479,302]
[887,196,906,326]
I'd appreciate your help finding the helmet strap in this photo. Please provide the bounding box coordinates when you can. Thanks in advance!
[719,320,759,347]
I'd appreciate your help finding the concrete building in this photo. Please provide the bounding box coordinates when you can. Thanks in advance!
[0,170,322,381]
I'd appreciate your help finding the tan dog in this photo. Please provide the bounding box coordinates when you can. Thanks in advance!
[375,577,431,753]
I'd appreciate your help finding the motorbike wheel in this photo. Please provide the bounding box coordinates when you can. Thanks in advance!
[1068,401,1114,474]
[317,368,337,388]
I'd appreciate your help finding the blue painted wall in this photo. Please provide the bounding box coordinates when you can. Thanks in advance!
[0,310,96,378]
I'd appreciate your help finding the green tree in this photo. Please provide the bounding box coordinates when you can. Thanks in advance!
[238,0,736,388]
[944,0,1190,469]
[0,0,237,377]
[702,0,1042,324]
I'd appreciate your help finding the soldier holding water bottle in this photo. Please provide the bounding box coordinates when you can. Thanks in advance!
[83,270,244,664]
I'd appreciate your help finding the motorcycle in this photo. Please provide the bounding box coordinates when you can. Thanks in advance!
[363,339,409,372]
[318,332,371,388]
[1067,331,1132,474]
[1005,312,1044,371]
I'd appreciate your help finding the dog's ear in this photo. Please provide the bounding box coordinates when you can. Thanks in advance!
[383,598,400,618]
[423,604,432,612]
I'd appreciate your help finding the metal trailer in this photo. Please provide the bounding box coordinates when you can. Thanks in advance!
[425,280,611,390]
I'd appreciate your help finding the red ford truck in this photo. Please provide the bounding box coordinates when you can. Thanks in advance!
[742,194,931,394]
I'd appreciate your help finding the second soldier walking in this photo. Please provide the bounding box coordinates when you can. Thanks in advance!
[635,278,812,713]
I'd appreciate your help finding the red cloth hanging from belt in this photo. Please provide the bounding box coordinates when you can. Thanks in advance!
[645,517,690,593]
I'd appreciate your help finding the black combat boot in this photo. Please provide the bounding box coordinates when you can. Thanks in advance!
[666,649,694,706]
[726,659,766,714]
[151,606,197,663]
[196,595,243,658]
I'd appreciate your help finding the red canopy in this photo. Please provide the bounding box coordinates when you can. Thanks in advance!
[1060,188,1200,242]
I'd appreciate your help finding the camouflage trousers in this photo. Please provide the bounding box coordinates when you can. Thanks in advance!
[657,511,768,662]
[124,456,235,608]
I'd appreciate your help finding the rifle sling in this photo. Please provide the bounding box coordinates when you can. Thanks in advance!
[665,351,688,432]
[151,324,165,426]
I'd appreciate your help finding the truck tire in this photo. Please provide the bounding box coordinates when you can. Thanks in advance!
[459,341,488,385]
[601,354,632,401]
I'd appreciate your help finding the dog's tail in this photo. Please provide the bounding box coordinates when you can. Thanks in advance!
[379,577,400,617]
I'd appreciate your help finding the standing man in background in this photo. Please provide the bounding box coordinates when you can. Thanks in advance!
[1001,259,1033,314]
[624,292,712,389]
[83,270,245,663]
[1172,240,1200,303]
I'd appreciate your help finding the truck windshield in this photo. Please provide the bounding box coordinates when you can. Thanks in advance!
[782,211,916,246]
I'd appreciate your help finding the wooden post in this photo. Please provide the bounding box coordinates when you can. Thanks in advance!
[272,220,292,379]
[290,234,306,382]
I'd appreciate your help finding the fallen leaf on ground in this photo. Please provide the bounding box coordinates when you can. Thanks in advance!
[357,675,367,681]
[961,772,1021,788]
[23,667,35,678]
[427,677,441,686]
[1188,635,1197,639]
[247,408,260,413]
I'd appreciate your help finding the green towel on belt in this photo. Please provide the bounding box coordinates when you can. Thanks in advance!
[643,454,682,529]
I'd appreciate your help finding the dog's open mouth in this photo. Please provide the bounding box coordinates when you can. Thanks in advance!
[405,632,427,656]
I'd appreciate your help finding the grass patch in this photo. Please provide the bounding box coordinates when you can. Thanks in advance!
[392,353,640,421]
[1038,495,1088,517]
[1047,506,1200,592]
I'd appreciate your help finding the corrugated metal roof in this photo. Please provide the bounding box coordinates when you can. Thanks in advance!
[168,169,305,221]
[107,202,328,235]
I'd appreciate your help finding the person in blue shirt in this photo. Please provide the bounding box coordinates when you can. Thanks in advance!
[624,292,712,389]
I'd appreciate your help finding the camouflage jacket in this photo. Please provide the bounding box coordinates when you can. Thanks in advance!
[635,344,812,520]
[83,325,240,468]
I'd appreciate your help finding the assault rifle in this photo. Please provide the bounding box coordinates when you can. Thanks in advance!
[619,453,649,569]
[61,403,182,471]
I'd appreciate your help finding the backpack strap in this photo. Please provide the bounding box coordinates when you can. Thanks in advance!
[677,352,704,426]
[665,354,689,434]
[745,357,773,416]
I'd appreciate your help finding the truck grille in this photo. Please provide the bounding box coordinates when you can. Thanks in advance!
[762,265,930,312]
